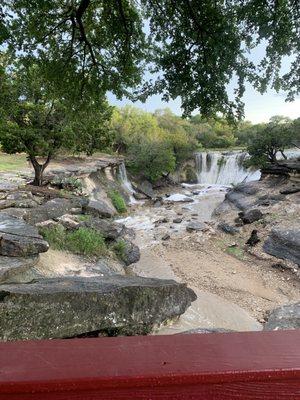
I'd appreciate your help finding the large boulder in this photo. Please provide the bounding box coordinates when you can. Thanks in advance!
[0,213,49,257]
[121,240,141,266]
[0,275,197,340]
[0,255,39,284]
[263,226,300,266]
[264,302,300,330]
[83,199,116,218]
[84,218,125,240]
[135,180,154,199]
[24,198,85,224]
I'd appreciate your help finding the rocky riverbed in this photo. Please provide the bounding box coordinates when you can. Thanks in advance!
[0,155,299,340]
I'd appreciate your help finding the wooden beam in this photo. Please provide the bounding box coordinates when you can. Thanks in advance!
[0,330,300,399]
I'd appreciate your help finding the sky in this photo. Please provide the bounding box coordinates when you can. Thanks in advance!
[108,41,300,124]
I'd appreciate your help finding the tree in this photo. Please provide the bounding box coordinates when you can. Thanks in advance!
[246,116,295,168]
[0,64,112,185]
[1,1,299,119]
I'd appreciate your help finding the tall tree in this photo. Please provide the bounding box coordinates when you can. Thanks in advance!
[0,63,112,185]
[1,1,299,119]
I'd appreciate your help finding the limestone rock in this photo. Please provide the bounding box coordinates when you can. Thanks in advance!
[264,302,300,330]
[84,199,116,218]
[186,222,208,232]
[121,240,141,266]
[84,218,125,239]
[217,222,239,235]
[24,198,85,224]
[0,213,49,257]
[239,209,263,224]
[0,255,39,284]
[263,226,300,265]
[0,275,197,340]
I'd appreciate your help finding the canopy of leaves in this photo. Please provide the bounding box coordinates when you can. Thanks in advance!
[245,116,298,167]
[0,63,112,159]
[1,1,299,119]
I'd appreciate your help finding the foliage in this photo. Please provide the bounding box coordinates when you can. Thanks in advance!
[245,116,296,168]
[127,138,176,183]
[108,190,127,213]
[112,239,127,262]
[40,225,107,256]
[51,176,83,192]
[110,107,176,182]
[0,63,112,185]
[1,1,299,119]
[39,225,67,251]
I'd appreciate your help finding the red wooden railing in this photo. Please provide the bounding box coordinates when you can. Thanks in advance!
[0,330,300,399]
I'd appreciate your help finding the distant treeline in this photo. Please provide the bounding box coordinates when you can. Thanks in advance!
[109,107,300,181]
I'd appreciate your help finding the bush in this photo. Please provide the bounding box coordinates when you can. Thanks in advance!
[112,239,127,262]
[108,190,127,213]
[66,227,107,256]
[39,225,66,250]
[40,225,107,256]
[52,176,83,192]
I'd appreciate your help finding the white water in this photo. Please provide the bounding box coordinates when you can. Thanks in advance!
[195,149,300,186]
[118,162,138,204]
[195,151,260,185]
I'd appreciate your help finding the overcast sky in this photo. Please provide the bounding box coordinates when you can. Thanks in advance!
[108,42,299,124]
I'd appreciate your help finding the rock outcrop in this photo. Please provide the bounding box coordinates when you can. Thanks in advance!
[264,302,300,330]
[83,199,116,218]
[263,225,300,266]
[0,275,197,340]
[0,213,49,257]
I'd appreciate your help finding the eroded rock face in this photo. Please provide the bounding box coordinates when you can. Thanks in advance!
[84,199,116,218]
[84,218,125,240]
[0,275,197,340]
[0,213,49,257]
[263,226,300,266]
[0,255,39,284]
[264,302,300,330]
[24,198,85,224]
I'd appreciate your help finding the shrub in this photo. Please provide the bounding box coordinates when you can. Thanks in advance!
[66,228,107,256]
[112,239,127,262]
[39,225,66,250]
[40,225,107,256]
[108,190,127,213]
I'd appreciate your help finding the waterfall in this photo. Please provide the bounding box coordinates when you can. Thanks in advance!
[195,151,260,185]
[118,162,137,203]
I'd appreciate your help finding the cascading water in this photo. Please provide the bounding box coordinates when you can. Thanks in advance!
[195,151,260,185]
[118,162,138,204]
[195,149,300,186]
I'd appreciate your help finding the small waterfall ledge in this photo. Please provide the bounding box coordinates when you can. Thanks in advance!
[118,162,138,204]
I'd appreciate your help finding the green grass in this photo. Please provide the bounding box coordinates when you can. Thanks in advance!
[0,153,28,172]
[40,225,107,256]
[112,239,127,262]
[108,190,127,213]
[226,246,245,260]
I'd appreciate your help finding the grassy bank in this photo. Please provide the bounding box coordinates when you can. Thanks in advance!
[0,153,28,172]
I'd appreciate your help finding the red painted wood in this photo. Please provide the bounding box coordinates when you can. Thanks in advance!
[0,330,300,399]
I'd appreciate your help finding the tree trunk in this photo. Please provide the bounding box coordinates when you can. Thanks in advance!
[29,154,51,186]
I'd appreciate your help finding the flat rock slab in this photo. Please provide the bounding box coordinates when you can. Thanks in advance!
[0,275,196,340]
[264,302,300,330]
[263,226,300,266]
[24,198,85,225]
[0,255,39,284]
[0,213,49,257]
[84,199,116,218]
